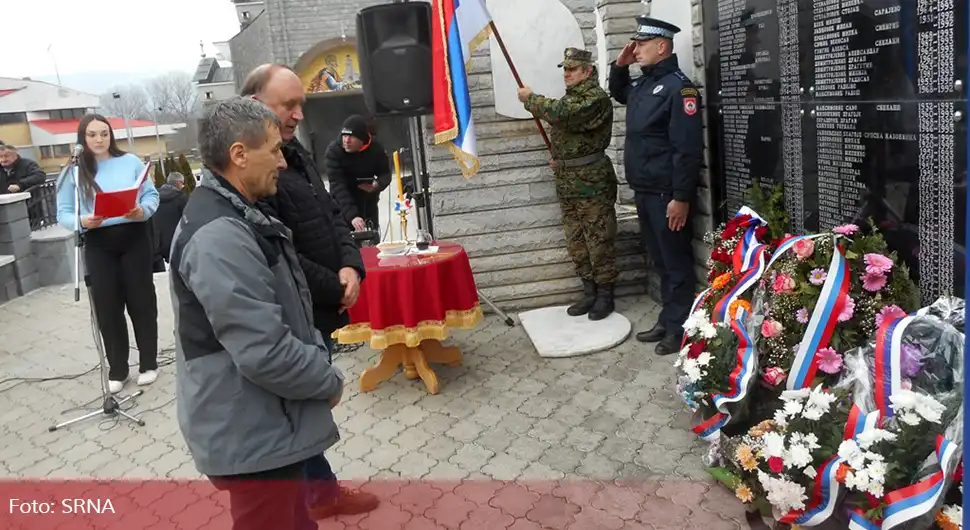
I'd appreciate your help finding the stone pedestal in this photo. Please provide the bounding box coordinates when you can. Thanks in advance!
[0,193,39,298]
[32,226,81,287]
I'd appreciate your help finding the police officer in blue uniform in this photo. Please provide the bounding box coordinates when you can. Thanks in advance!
[608,16,704,356]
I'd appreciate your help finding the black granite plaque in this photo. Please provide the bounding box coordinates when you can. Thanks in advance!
[702,0,968,302]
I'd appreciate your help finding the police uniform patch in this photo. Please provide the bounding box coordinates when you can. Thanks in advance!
[683,97,697,116]
[653,85,664,95]
[681,87,699,97]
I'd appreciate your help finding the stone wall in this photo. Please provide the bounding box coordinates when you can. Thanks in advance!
[0,193,40,303]
[229,11,273,91]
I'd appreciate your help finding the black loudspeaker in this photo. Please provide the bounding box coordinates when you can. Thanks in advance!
[356,2,434,117]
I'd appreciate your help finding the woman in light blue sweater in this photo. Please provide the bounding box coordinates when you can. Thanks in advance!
[56,114,161,394]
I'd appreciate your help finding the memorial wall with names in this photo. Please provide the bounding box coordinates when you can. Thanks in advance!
[702,0,968,303]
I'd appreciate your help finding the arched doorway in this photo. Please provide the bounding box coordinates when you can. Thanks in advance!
[293,37,411,173]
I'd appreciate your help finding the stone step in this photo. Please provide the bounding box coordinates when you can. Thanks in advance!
[473,251,647,289]
[427,134,549,162]
[427,149,551,178]
[432,178,557,215]
[479,267,648,307]
[447,216,641,258]
[431,165,553,193]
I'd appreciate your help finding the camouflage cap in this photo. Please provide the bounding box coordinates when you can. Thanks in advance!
[558,47,593,68]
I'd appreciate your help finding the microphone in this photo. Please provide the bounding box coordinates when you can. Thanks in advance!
[72,144,83,159]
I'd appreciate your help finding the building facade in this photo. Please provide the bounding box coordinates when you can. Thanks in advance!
[0,77,184,173]
[226,0,715,311]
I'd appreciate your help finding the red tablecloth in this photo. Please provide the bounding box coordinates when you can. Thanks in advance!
[333,241,483,350]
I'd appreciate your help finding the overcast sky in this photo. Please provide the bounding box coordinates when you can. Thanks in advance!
[5,0,241,79]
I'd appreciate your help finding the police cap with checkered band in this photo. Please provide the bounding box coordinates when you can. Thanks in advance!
[631,16,681,41]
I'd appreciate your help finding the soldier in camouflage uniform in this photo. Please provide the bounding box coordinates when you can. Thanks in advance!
[517,47,618,321]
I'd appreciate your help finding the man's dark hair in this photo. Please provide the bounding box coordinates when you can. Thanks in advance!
[198,97,281,172]
[240,64,294,97]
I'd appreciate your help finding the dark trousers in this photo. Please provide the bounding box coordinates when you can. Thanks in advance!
[634,192,695,337]
[83,222,158,381]
[304,453,339,506]
[209,459,318,530]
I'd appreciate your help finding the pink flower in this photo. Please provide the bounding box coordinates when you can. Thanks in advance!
[833,224,860,236]
[862,272,887,292]
[838,296,855,322]
[768,456,785,473]
[773,274,796,294]
[793,238,815,260]
[808,268,827,286]
[875,305,907,328]
[761,319,784,338]
[796,308,810,324]
[763,367,787,386]
[816,347,843,374]
[864,253,893,275]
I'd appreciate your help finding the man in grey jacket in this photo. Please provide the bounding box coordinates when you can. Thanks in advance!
[169,97,344,530]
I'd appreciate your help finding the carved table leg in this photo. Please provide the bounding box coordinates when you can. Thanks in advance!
[360,344,406,392]
[419,339,463,367]
[404,347,440,395]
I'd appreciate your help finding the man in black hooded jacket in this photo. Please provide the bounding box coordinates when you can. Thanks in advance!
[324,115,392,234]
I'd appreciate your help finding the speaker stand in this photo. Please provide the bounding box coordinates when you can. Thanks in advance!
[407,116,435,237]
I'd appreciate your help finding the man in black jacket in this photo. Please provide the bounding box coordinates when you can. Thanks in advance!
[0,143,47,193]
[153,172,189,264]
[240,63,377,519]
[323,115,392,233]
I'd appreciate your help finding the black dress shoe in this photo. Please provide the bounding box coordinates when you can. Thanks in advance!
[635,323,666,343]
[654,335,681,356]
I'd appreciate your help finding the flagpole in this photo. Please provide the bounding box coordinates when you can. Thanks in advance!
[487,21,553,153]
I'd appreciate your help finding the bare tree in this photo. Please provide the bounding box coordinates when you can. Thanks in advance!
[99,85,151,120]
[146,71,200,124]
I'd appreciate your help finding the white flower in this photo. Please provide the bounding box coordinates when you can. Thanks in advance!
[889,390,947,424]
[898,410,922,426]
[783,401,803,418]
[802,433,820,450]
[757,471,807,513]
[866,460,887,484]
[696,351,712,366]
[786,444,813,469]
[803,466,817,479]
[773,409,789,428]
[780,389,811,402]
[802,387,837,420]
[683,309,710,336]
[855,428,897,450]
[762,432,787,459]
[838,439,866,470]
[682,360,703,383]
[942,505,963,528]
[698,321,718,340]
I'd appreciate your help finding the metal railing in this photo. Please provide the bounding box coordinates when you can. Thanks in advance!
[26,178,58,231]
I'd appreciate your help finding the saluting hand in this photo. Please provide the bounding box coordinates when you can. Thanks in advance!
[616,42,637,67]
[517,87,533,103]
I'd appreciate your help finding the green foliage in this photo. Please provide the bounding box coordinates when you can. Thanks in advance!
[177,153,192,177]
[152,160,165,187]
[744,182,790,241]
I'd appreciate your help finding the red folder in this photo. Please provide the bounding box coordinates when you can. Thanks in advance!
[93,162,152,219]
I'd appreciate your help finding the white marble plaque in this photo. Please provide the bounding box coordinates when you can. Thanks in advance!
[519,306,632,358]
[486,0,585,119]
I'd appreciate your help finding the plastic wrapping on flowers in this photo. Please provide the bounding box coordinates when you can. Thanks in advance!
[751,224,920,394]
[836,299,965,530]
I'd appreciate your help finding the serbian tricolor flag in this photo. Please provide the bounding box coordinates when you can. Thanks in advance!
[431,0,492,178]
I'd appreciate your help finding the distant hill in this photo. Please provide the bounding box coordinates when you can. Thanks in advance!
[32,69,193,96]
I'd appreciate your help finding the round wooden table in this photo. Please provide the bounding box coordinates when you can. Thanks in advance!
[333,241,483,394]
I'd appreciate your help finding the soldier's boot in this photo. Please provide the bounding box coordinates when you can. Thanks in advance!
[567,279,597,316]
[588,283,615,321]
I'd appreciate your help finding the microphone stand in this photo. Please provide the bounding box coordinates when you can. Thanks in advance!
[50,154,146,431]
